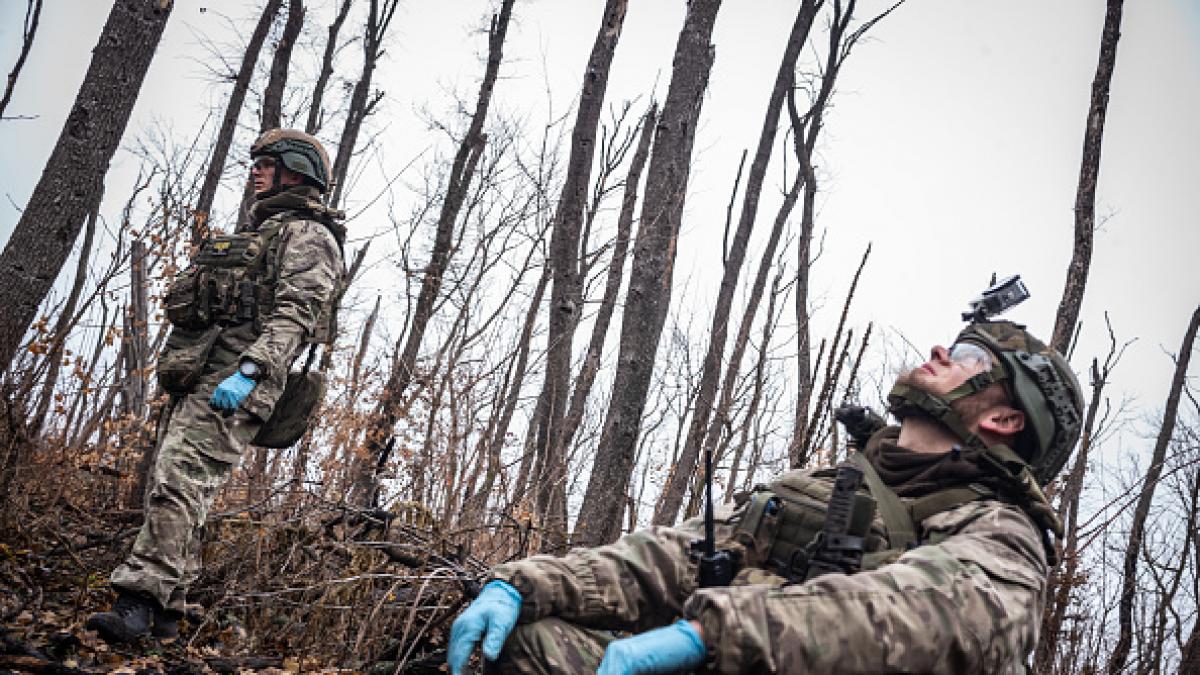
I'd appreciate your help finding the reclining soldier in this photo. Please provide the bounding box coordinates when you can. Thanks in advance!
[87,130,347,642]
[449,317,1082,674]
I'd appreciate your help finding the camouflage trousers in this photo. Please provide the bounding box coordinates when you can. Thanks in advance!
[488,618,615,675]
[109,386,262,612]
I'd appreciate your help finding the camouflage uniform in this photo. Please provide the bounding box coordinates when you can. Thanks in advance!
[110,186,345,613]
[489,457,1047,674]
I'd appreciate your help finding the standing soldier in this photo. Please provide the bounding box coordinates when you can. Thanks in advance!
[448,314,1083,674]
[87,130,347,642]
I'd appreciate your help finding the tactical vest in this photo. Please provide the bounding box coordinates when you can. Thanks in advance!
[164,212,340,342]
[721,452,995,586]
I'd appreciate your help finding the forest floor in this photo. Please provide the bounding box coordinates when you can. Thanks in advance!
[0,467,488,674]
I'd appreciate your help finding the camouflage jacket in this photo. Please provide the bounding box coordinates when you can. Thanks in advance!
[192,198,344,461]
[491,466,1047,674]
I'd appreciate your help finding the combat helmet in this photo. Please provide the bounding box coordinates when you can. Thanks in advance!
[250,129,332,194]
[887,278,1084,485]
[953,321,1084,484]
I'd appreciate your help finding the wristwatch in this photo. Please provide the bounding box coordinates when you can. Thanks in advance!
[238,359,262,381]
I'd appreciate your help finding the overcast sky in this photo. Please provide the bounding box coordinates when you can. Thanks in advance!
[1,0,1197,465]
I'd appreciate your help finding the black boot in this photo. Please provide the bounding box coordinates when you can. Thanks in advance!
[152,606,182,639]
[86,592,154,643]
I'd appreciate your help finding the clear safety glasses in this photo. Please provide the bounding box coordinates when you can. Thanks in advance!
[948,342,994,370]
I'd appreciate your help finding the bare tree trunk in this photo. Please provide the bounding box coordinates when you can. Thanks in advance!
[192,0,283,244]
[531,0,630,548]
[571,0,723,548]
[29,199,99,433]
[461,268,549,538]
[724,267,785,503]
[654,3,818,526]
[558,103,657,449]
[1051,0,1123,354]
[1108,304,1200,674]
[0,0,42,119]
[305,0,353,135]
[120,241,150,420]
[328,0,399,209]
[261,0,305,131]
[358,0,514,508]
[1037,316,1128,672]
[0,0,173,374]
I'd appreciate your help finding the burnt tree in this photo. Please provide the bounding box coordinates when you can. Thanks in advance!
[572,0,723,548]
[531,0,630,550]
[0,0,42,119]
[654,0,820,526]
[0,0,173,375]
[1108,305,1200,674]
[1051,0,1123,354]
[192,0,283,243]
[356,0,515,508]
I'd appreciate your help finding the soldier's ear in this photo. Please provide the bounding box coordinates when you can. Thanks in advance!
[978,406,1025,437]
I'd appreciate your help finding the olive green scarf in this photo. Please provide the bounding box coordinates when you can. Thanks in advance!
[248,185,347,248]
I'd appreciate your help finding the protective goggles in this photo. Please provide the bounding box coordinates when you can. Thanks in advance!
[948,342,994,370]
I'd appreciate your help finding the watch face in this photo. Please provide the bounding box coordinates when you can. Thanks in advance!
[239,361,260,378]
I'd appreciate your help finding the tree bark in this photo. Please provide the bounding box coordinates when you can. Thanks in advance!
[305,0,353,135]
[0,0,43,119]
[29,199,98,433]
[532,0,629,550]
[1107,304,1200,674]
[261,0,305,132]
[653,1,818,526]
[358,0,514,508]
[192,0,282,244]
[0,0,173,374]
[558,103,657,450]
[1051,0,1123,354]
[328,0,399,209]
[571,0,723,548]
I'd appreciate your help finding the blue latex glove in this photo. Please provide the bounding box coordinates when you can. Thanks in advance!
[210,372,256,412]
[448,580,522,675]
[597,620,706,675]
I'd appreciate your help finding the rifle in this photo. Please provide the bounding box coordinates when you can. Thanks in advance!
[803,463,869,579]
[834,403,886,450]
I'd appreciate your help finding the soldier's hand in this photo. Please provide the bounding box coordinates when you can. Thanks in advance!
[210,372,256,412]
[596,620,706,675]
[448,580,522,675]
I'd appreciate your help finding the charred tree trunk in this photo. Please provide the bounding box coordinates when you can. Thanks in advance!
[571,0,723,548]
[0,0,173,375]
[119,240,150,421]
[358,0,514,508]
[0,0,42,119]
[532,0,629,550]
[192,0,283,244]
[261,0,305,131]
[654,1,818,526]
[1036,317,1127,672]
[29,199,99,433]
[1107,304,1200,674]
[328,0,399,209]
[305,0,353,135]
[558,103,657,449]
[1051,0,1123,354]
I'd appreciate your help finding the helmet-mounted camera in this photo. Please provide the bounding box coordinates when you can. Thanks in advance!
[962,274,1029,322]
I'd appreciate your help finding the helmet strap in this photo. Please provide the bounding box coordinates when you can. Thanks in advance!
[887,383,988,452]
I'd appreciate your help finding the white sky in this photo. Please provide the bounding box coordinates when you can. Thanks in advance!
[1,0,1198,467]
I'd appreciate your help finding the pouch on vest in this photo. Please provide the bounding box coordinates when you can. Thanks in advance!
[157,325,221,394]
[726,468,889,582]
[252,370,326,448]
[164,269,213,329]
